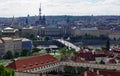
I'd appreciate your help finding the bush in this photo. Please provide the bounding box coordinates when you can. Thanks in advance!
[21,49,30,56]
[4,51,14,59]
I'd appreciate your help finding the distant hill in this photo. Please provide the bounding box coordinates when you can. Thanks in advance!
[0,15,120,26]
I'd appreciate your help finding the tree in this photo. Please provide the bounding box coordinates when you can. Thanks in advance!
[0,65,15,76]
[0,65,4,76]
[39,73,42,76]
[29,34,37,40]
[32,48,40,53]
[21,49,30,56]
[45,48,51,54]
[99,60,105,64]
[59,47,68,61]
[14,52,20,58]
[68,48,76,60]
[44,36,50,41]
[59,47,76,61]
[101,46,106,50]
[106,39,110,51]
[4,51,14,59]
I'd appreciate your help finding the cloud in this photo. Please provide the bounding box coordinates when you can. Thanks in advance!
[0,0,119,17]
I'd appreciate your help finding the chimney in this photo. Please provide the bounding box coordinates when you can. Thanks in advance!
[97,70,99,75]
[84,71,87,76]
[91,69,94,72]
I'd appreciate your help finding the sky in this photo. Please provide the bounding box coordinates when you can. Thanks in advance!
[0,0,120,17]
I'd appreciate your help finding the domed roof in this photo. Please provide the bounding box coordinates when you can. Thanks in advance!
[4,27,14,30]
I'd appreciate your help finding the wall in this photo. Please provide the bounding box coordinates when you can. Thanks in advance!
[16,72,40,76]
[22,40,32,52]
[13,39,22,53]
[61,62,120,71]
[72,29,110,37]
[0,43,4,57]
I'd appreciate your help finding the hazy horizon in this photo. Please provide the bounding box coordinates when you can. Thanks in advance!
[0,0,120,17]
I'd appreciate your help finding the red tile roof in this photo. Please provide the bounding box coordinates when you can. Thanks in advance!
[80,71,97,76]
[80,70,120,76]
[75,51,95,61]
[7,54,59,72]
[108,59,117,64]
[99,70,120,76]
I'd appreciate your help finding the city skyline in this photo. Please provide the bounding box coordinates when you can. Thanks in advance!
[0,0,120,17]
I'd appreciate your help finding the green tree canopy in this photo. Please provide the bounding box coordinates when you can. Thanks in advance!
[0,65,15,76]
[32,48,41,53]
[99,60,105,64]
[14,52,20,58]
[59,47,76,61]
[21,49,30,56]
[106,39,110,51]
[4,51,14,59]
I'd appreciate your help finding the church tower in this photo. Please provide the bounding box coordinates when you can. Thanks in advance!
[36,3,46,26]
[66,16,72,37]
[41,15,46,25]
[39,3,42,22]
[11,16,17,27]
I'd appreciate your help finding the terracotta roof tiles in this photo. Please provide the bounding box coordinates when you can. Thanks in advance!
[7,54,59,72]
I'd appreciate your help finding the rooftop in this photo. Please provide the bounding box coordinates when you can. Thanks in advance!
[0,39,3,43]
[4,27,14,30]
[2,37,12,41]
[21,38,30,41]
[7,54,59,72]
[80,70,120,76]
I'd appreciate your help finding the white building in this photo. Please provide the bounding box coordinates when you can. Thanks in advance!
[1,27,19,37]
[0,37,24,56]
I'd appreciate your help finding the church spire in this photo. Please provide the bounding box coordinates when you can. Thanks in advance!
[11,16,17,27]
[39,3,42,21]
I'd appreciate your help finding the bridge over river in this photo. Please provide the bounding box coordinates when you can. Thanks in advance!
[56,39,80,51]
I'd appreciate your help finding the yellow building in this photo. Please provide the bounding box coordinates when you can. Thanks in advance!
[21,27,36,37]
[71,27,110,37]
[109,32,120,40]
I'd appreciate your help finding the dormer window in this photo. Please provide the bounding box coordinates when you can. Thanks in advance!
[29,64,32,66]
[23,65,26,68]
[41,62,44,64]
[35,62,38,65]
[46,60,49,63]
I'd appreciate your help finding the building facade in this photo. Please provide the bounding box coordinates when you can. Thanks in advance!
[21,27,36,37]
[71,28,111,37]
[22,38,32,52]
[37,25,65,37]
[1,27,19,37]
[0,37,32,56]
[0,39,4,57]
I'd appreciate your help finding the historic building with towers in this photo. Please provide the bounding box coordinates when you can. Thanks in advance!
[35,3,46,26]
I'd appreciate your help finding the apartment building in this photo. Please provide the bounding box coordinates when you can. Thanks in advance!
[0,37,32,56]
[13,38,22,52]
[2,37,14,53]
